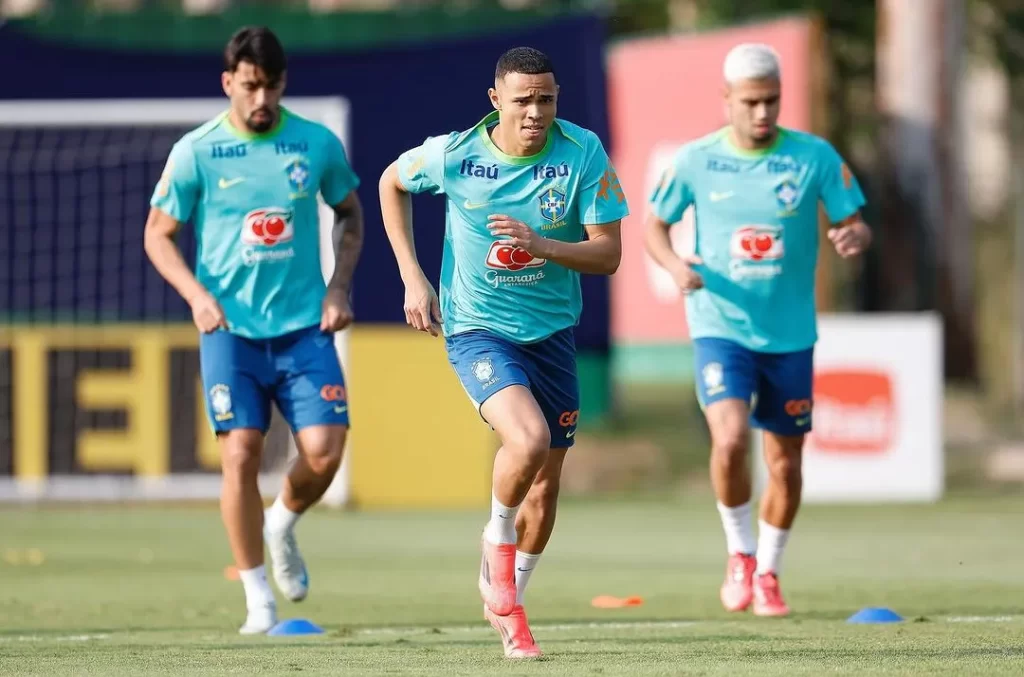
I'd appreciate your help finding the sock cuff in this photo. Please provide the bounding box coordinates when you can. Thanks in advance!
[491,493,520,519]
[757,519,790,537]
[717,500,752,515]
[272,496,300,516]
[515,551,542,563]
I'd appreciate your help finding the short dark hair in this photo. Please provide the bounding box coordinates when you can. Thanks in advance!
[495,47,554,81]
[224,26,287,79]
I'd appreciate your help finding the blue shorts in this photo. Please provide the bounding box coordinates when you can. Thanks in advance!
[199,324,350,434]
[693,337,813,436]
[445,328,579,449]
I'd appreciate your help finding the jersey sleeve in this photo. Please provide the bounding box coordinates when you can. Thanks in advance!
[396,133,452,195]
[320,131,360,206]
[818,142,866,223]
[577,134,630,225]
[647,146,694,224]
[150,139,200,223]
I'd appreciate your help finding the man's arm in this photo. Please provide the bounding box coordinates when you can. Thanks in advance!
[820,146,870,258]
[379,160,442,335]
[144,208,205,303]
[143,207,225,332]
[379,161,428,284]
[827,211,872,258]
[645,212,701,276]
[326,190,365,294]
[644,149,703,291]
[546,221,622,274]
[486,215,621,275]
[144,140,225,332]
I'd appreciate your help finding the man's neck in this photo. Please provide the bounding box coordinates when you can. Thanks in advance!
[489,122,546,158]
[728,125,778,151]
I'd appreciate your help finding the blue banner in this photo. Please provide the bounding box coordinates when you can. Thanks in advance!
[0,16,613,351]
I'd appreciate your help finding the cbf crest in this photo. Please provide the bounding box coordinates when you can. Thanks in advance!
[471,358,498,389]
[209,383,234,422]
[286,158,311,199]
[538,188,567,224]
[774,178,801,215]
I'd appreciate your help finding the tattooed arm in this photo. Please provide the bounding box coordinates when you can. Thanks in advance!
[321,190,364,332]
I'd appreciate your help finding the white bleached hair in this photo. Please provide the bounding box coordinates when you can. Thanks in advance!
[723,43,781,83]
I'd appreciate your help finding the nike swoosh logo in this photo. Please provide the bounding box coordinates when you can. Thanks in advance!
[218,177,245,189]
[516,567,533,573]
[795,416,810,426]
[463,199,489,210]
[334,405,348,414]
[565,430,576,438]
[709,191,734,202]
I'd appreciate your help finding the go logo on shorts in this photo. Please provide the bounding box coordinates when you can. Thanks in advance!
[784,398,812,417]
[320,385,347,402]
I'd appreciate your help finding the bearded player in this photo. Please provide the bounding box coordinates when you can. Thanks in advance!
[378,47,628,657]
[144,26,363,634]
[645,43,871,616]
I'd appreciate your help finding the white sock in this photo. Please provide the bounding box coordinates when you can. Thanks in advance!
[515,551,541,605]
[756,519,791,575]
[484,493,520,545]
[238,564,275,609]
[265,496,300,534]
[717,501,756,555]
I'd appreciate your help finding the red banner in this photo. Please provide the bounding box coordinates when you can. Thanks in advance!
[608,18,818,344]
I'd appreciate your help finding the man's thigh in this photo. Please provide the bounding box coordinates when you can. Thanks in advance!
[751,347,814,436]
[199,329,273,434]
[271,326,350,433]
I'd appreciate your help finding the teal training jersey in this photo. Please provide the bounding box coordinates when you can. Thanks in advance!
[397,111,630,344]
[151,108,360,339]
[649,127,866,353]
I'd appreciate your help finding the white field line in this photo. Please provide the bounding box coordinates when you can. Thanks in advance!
[1,615,1019,643]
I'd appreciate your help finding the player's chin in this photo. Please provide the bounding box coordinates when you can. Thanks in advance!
[520,124,547,143]
[247,113,275,133]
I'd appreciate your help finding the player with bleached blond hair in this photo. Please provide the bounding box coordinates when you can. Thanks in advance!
[645,42,872,616]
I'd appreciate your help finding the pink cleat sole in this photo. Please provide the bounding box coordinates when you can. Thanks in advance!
[485,604,543,659]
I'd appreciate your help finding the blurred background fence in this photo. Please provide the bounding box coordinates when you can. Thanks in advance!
[0,0,1022,506]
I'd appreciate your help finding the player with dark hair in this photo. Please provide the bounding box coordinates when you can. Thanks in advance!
[378,46,629,658]
[144,25,364,634]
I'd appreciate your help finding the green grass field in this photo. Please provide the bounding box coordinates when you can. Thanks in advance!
[2,491,1023,676]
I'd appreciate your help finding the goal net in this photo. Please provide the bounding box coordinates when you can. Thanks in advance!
[0,97,352,505]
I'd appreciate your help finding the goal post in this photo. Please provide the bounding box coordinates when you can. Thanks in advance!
[0,97,353,506]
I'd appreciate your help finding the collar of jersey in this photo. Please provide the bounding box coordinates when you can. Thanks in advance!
[219,107,290,141]
[475,111,555,165]
[721,126,787,158]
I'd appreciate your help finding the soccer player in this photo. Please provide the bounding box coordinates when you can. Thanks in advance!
[645,43,871,616]
[143,26,363,634]
[378,47,628,658]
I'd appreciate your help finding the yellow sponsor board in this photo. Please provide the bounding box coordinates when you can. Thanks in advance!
[0,324,493,507]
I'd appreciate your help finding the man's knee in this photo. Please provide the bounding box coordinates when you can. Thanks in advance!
[297,425,347,476]
[764,437,803,486]
[710,425,749,473]
[219,430,263,478]
[504,420,551,468]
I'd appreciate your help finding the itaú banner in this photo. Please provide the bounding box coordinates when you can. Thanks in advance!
[755,313,944,503]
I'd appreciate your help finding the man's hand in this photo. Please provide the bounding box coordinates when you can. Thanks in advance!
[404,273,442,337]
[321,287,354,332]
[486,214,551,259]
[828,220,872,258]
[189,290,227,333]
[670,255,705,293]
